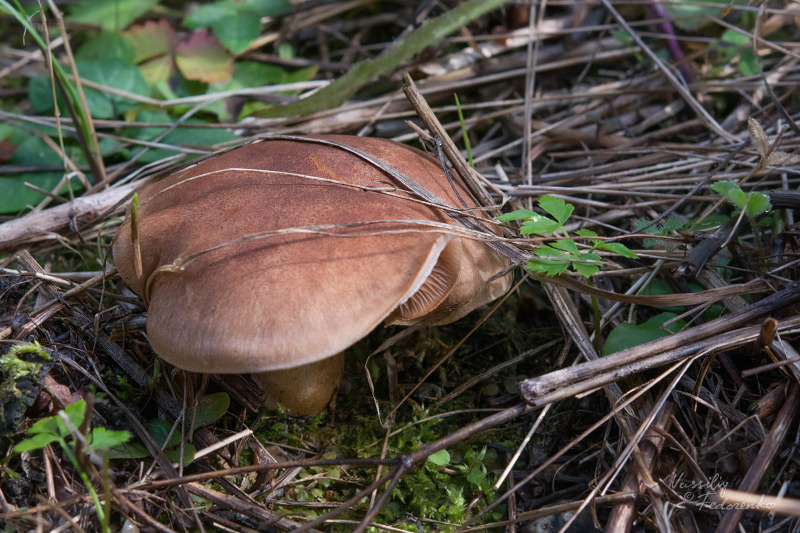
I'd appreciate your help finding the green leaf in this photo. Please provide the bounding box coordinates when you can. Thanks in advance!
[23,414,60,437]
[14,432,59,452]
[550,239,579,255]
[191,392,230,429]
[0,175,65,214]
[427,449,450,466]
[206,62,289,119]
[744,191,771,216]
[62,400,88,432]
[598,241,638,259]
[28,75,62,114]
[107,441,150,460]
[184,1,238,29]
[575,228,598,238]
[738,48,758,77]
[712,181,772,216]
[466,466,486,485]
[147,418,181,448]
[89,427,131,451]
[527,246,571,276]
[0,134,93,213]
[496,209,536,222]
[238,0,290,13]
[603,312,685,355]
[721,29,749,47]
[525,259,563,276]
[10,135,62,166]
[538,195,573,225]
[711,181,748,210]
[67,0,159,31]
[572,260,600,278]
[75,31,135,63]
[74,60,149,118]
[519,215,559,235]
[166,443,196,464]
[212,12,262,54]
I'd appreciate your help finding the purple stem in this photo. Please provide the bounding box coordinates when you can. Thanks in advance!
[645,0,694,84]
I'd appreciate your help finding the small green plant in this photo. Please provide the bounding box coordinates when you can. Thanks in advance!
[603,312,686,355]
[634,216,687,248]
[498,195,637,278]
[111,391,230,463]
[454,93,473,168]
[713,30,758,77]
[711,181,771,219]
[14,399,131,533]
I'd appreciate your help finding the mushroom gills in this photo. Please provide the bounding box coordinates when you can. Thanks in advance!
[387,237,462,325]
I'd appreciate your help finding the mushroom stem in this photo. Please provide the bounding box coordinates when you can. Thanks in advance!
[251,352,345,415]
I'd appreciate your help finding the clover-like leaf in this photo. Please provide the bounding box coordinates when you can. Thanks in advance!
[520,214,560,235]
[598,241,638,258]
[528,245,571,276]
[575,228,598,238]
[89,427,131,451]
[572,258,601,278]
[550,238,580,255]
[539,195,573,225]
[496,209,536,222]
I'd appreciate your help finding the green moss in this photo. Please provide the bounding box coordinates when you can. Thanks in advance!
[0,341,50,381]
[0,341,52,437]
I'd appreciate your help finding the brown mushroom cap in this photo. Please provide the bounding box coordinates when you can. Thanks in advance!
[113,135,510,377]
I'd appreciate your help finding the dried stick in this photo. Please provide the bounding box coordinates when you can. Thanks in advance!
[0,183,135,251]
[715,384,800,533]
[402,72,503,211]
[520,285,800,405]
[605,402,675,533]
[717,488,800,519]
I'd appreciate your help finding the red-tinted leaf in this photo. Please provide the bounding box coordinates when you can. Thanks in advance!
[138,55,173,86]
[0,140,15,163]
[123,19,174,64]
[176,30,234,83]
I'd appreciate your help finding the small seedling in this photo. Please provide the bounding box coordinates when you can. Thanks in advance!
[14,399,130,533]
[498,195,637,278]
[711,181,771,218]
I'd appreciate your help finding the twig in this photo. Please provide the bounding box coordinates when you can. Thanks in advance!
[715,384,800,532]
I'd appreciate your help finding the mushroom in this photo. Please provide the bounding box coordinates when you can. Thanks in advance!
[112,135,511,415]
